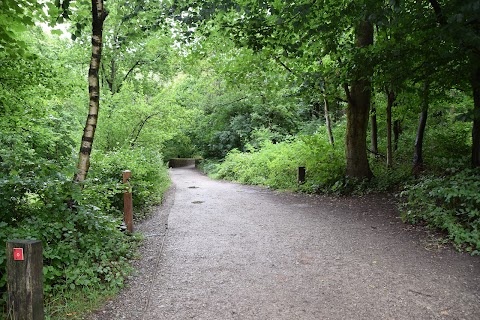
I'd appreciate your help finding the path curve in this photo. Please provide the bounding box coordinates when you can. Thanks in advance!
[89,166,480,319]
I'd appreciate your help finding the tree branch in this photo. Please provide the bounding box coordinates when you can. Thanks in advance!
[427,0,447,25]
[273,56,296,75]
[115,51,166,94]
[115,60,142,94]
[130,111,162,147]
[344,83,353,105]
[367,148,386,158]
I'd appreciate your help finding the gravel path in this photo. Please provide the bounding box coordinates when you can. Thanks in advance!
[89,166,480,319]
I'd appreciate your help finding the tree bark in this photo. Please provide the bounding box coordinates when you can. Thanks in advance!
[386,88,395,168]
[75,0,108,182]
[345,20,374,179]
[370,100,378,156]
[413,82,429,174]
[393,119,401,151]
[472,66,480,167]
[324,96,334,146]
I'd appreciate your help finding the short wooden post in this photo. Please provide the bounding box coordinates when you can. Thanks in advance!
[7,240,44,320]
[298,166,306,184]
[123,170,133,233]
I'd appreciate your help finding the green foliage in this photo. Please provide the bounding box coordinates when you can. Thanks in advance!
[0,0,71,56]
[178,52,306,159]
[213,131,344,192]
[87,147,170,218]
[2,1,480,317]
[400,168,480,254]
[1,203,140,293]
[425,121,471,166]
[0,24,172,316]
[0,173,142,307]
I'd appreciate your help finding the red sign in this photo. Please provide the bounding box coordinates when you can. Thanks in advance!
[13,248,24,261]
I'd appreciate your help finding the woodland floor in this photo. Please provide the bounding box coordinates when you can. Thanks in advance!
[87,166,480,320]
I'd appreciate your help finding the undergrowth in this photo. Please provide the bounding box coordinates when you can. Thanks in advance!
[400,168,480,254]
[0,146,169,317]
[44,287,119,320]
[210,133,345,192]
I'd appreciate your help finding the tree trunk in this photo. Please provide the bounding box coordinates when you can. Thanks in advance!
[324,97,334,146]
[312,101,321,118]
[370,101,378,156]
[386,88,395,168]
[345,20,374,179]
[104,59,115,93]
[413,82,429,174]
[393,119,401,151]
[472,66,480,168]
[75,0,108,182]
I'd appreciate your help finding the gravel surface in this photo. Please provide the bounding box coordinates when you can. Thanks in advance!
[88,166,480,319]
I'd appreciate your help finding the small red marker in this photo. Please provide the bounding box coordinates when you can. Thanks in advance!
[13,248,24,261]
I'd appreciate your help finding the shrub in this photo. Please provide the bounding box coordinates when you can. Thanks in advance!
[0,174,142,311]
[400,168,480,254]
[214,132,345,192]
[87,147,171,219]
[1,146,170,313]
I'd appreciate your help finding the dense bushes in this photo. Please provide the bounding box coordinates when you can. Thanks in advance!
[87,148,170,218]
[0,102,169,313]
[0,195,140,295]
[0,145,169,312]
[212,131,345,192]
[400,168,480,253]
[0,29,174,317]
[209,131,414,194]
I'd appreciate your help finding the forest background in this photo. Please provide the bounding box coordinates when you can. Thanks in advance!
[1,0,479,318]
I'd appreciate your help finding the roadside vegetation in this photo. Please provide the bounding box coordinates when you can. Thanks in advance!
[1,0,479,318]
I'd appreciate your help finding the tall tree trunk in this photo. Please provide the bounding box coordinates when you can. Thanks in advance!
[393,119,401,151]
[413,82,429,175]
[345,20,374,179]
[324,96,334,146]
[472,66,480,168]
[74,0,108,182]
[386,88,395,168]
[370,100,378,156]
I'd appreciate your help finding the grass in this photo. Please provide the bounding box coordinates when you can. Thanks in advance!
[45,286,120,320]
[1,286,120,320]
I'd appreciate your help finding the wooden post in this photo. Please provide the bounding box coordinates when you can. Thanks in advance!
[7,240,44,320]
[298,167,306,184]
[123,170,133,233]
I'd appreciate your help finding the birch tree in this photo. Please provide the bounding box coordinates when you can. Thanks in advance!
[75,0,108,182]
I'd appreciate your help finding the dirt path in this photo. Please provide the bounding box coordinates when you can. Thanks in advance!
[89,166,480,319]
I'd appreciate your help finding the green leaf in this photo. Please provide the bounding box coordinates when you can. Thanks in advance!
[50,29,64,36]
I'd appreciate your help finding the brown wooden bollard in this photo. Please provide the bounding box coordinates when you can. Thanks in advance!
[123,170,133,233]
[298,166,306,184]
[7,240,44,320]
